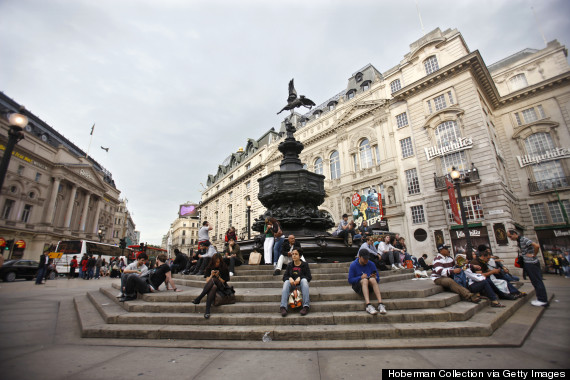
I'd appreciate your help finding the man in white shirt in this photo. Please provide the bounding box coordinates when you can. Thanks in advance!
[117,253,149,298]
[377,235,404,270]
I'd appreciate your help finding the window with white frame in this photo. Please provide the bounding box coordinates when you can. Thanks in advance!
[352,154,358,171]
[228,204,233,226]
[411,205,426,223]
[524,133,566,188]
[359,139,374,169]
[347,90,356,100]
[405,168,421,195]
[2,199,14,219]
[314,157,323,175]
[447,91,455,105]
[424,56,439,75]
[375,146,381,165]
[529,203,548,225]
[330,151,341,179]
[426,90,455,114]
[434,94,447,111]
[314,111,322,119]
[509,73,528,91]
[514,105,546,125]
[390,79,401,93]
[245,181,251,190]
[445,195,484,223]
[400,137,414,158]
[361,81,370,91]
[396,112,409,128]
[547,201,565,223]
[435,120,468,173]
[246,163,251,170]
[21,204,32,223]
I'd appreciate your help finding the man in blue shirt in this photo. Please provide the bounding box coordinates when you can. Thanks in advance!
[348,251,387,315]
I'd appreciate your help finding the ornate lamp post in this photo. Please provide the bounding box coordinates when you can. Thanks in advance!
[246,200,252,240]
[0,112,28,191]
[98,228,104,242]
[450,167,473,260]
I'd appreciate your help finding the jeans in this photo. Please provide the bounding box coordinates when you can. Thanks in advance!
[87,267,94,279]
[78,269,84,279]
[35,267,45,284]
[469,280,498,301]
[223,256,242,273]
[381,251,400,266]
[525,262,548,303]
[280,278,310,308]
[95,267,101,279]
[125,275,150,297]
[273,237,285,264]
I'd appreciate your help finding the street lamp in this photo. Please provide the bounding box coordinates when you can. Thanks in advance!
[450,167,473,260]
[98,228,104,242]
[246,199,252,240]
[0,111,28,191]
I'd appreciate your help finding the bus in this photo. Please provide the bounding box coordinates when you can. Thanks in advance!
[128,245,168,263]
[54,240,133,275]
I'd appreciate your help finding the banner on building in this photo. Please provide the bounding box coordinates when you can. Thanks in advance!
[493,223,509,246]
[351,190,383,228]
[445,177,461,224]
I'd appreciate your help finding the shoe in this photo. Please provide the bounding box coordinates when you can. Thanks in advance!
[347,234,353,247]
[148,285,156,293]
[300,306,309,316]
[119,296,136,302]
[229,272,234,277]
[378,303,387,314]
[366,304,378,315]
[280,307,288,317]
[197,271,204,276]
[116,293,124,298]
[491,301,505,308]
[530,300,549,307]
[192,298,201,305]
[273,269,281,276]
[204,313,210,319]
[391,264,398,271]
[501,294,516,300]
[470,295,482,303]
[397,264,405,269]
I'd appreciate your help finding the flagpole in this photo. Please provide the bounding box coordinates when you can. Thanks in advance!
[86,124,95,159]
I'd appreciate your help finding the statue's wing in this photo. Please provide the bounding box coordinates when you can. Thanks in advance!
[299,97,316,107]
[287,79,297,102]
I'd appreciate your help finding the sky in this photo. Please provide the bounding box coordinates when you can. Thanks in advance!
[1,0,569,245]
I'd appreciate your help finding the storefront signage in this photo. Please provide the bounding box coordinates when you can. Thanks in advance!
[455,229,481,238]
[79,169,94,181]
[0,238,5,248]
[0,145,48,170]
[14,240,26,249]
[424,137,473,161]
[554,230,570,237]
[516,147,570,168]
[449,226,490,256]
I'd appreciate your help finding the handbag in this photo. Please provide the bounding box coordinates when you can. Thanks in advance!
[214,285,236,306]
[288,287,303,309]
[514,255,524,268]
[248,251,262,265]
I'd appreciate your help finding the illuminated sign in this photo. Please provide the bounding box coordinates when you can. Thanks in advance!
[424,137,473,161]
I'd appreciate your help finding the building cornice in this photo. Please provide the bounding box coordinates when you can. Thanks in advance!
[199,163,264,208]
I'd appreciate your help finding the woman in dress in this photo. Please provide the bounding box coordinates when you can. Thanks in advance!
[192,253,231,319]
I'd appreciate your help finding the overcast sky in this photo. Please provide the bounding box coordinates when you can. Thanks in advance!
[1,0,569,245]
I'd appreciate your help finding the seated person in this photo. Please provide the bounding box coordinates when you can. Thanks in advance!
[192,253,231,319]
[489,254,519,282]
[117,253,149,298]
[334,214,356,247]
[274,235,305,275]
[190,245,218,275]
[393,237,412,263]
[353,220,372,245]
[279,249,312,317]
[466,268,506,308]
[223,238,244,277]
[171,249,188,274]
[120,253,181,302]
[430,244,481,303]
[377,235,403,270]
[471,246,523,300]
[357,236,386,271]
[348,251,387,315]
[418,254,433,270]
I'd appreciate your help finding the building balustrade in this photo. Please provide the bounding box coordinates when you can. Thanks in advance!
[434,169,480,190]
[528,176,570,194]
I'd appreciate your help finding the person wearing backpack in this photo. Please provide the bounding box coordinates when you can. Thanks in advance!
[279,249,312,317]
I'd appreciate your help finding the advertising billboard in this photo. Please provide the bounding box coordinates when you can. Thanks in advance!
[179,204,199,217]
[351,189,384,229]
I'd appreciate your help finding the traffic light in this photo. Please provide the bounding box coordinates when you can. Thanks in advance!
[140,242,145,252]
[119,238,126,250]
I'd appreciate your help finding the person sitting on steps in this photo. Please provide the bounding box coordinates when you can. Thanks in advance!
[192,253,231,319]
[223,238,243,277]
[279,249,312,317]
[334,214,355,247]
[348,250,387,315]
[377,235,404,270]
[274,234,305,276]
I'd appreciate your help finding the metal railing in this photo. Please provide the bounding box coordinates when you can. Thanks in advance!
[528,176,570,193]
[434,169,480,190]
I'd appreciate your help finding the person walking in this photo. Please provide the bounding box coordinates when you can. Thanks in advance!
[35,250,49,285]
[69,255,78,279]
[507,230,549,307]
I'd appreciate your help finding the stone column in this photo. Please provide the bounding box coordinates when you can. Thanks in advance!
[80,192,91,231]
[92,198,103,234]
[64,185,77,228]
[45,177,62,224]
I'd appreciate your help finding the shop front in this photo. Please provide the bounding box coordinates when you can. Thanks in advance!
[449,224,491,257]
[535,227,570,273]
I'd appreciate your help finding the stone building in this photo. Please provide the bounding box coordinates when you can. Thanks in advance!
[112,199,137,246]
[0,93,122,260]
[199,27,570,267]
[163,203,201,256]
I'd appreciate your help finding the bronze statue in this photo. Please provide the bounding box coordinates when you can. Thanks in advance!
[277,79,316,115]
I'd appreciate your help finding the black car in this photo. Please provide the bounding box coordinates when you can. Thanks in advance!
[0,260,40,282]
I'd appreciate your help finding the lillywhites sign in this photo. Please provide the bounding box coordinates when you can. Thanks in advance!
[424,137,473,161]
[516,147,570,168]
[554,230,570,237]
[455,230,481,239]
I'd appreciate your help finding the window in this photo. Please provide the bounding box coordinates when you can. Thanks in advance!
[435,121,468,173]
[28,191,35,199]
[361,81,371,91]
[328,102,336,111]
[182,239,185,245]
[405,168,421,195]
[229,191,233,200]
[445,195,484,223]
[347,90,356,100]
[400,137,414,158]
[509,74,528,91]
[246,163,251,170]
[314,158,323,175]
[330,151,341,180]
[529,203,548,225]
[300,119,307,127]
[352,154,358,171]
[35,172,42,182]
[2,199,15,219]
[547,201,565,223]
[434,94,447,111]
[524,133,566,189]
[314,110,322,119]
[228,205,233,226]
[375,146,381,165]
[424,56,439,75]
[514,105,546,125]
[411,205,426,224]
[447,91,455,105]
[229,175,233,181]
[396,112,408,128]
[245,181,251,190]
[355,72,363,82]
[17,165,24,175]
[182,230,186,236]
[21,204,32,223]
[390,79,401,93]
[359,139,374,169]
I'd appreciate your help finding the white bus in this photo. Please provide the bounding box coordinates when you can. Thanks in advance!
[54,240,132,275]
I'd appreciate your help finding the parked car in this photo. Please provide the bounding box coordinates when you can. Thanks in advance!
[0,260,39,282]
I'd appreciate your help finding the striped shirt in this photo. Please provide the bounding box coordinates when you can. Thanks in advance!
[430,253,456,280]
[518,236,539,264]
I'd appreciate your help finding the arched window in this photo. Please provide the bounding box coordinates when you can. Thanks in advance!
[300,118,307,127]
[314,110,322,119]
[524,133,566,189]
[424,55,439,75]
[330,151,341,179]
[509,74,528,92]
[347,89,356,100]
[327,101,337,111]
[361,80,371,91]
[390,79,401,93]
[314,158,323,175]
[435,120,467,173]
[355,72,363,82]
[359,139,374,169]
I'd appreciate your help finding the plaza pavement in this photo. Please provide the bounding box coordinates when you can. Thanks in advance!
[0,274,568,380]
